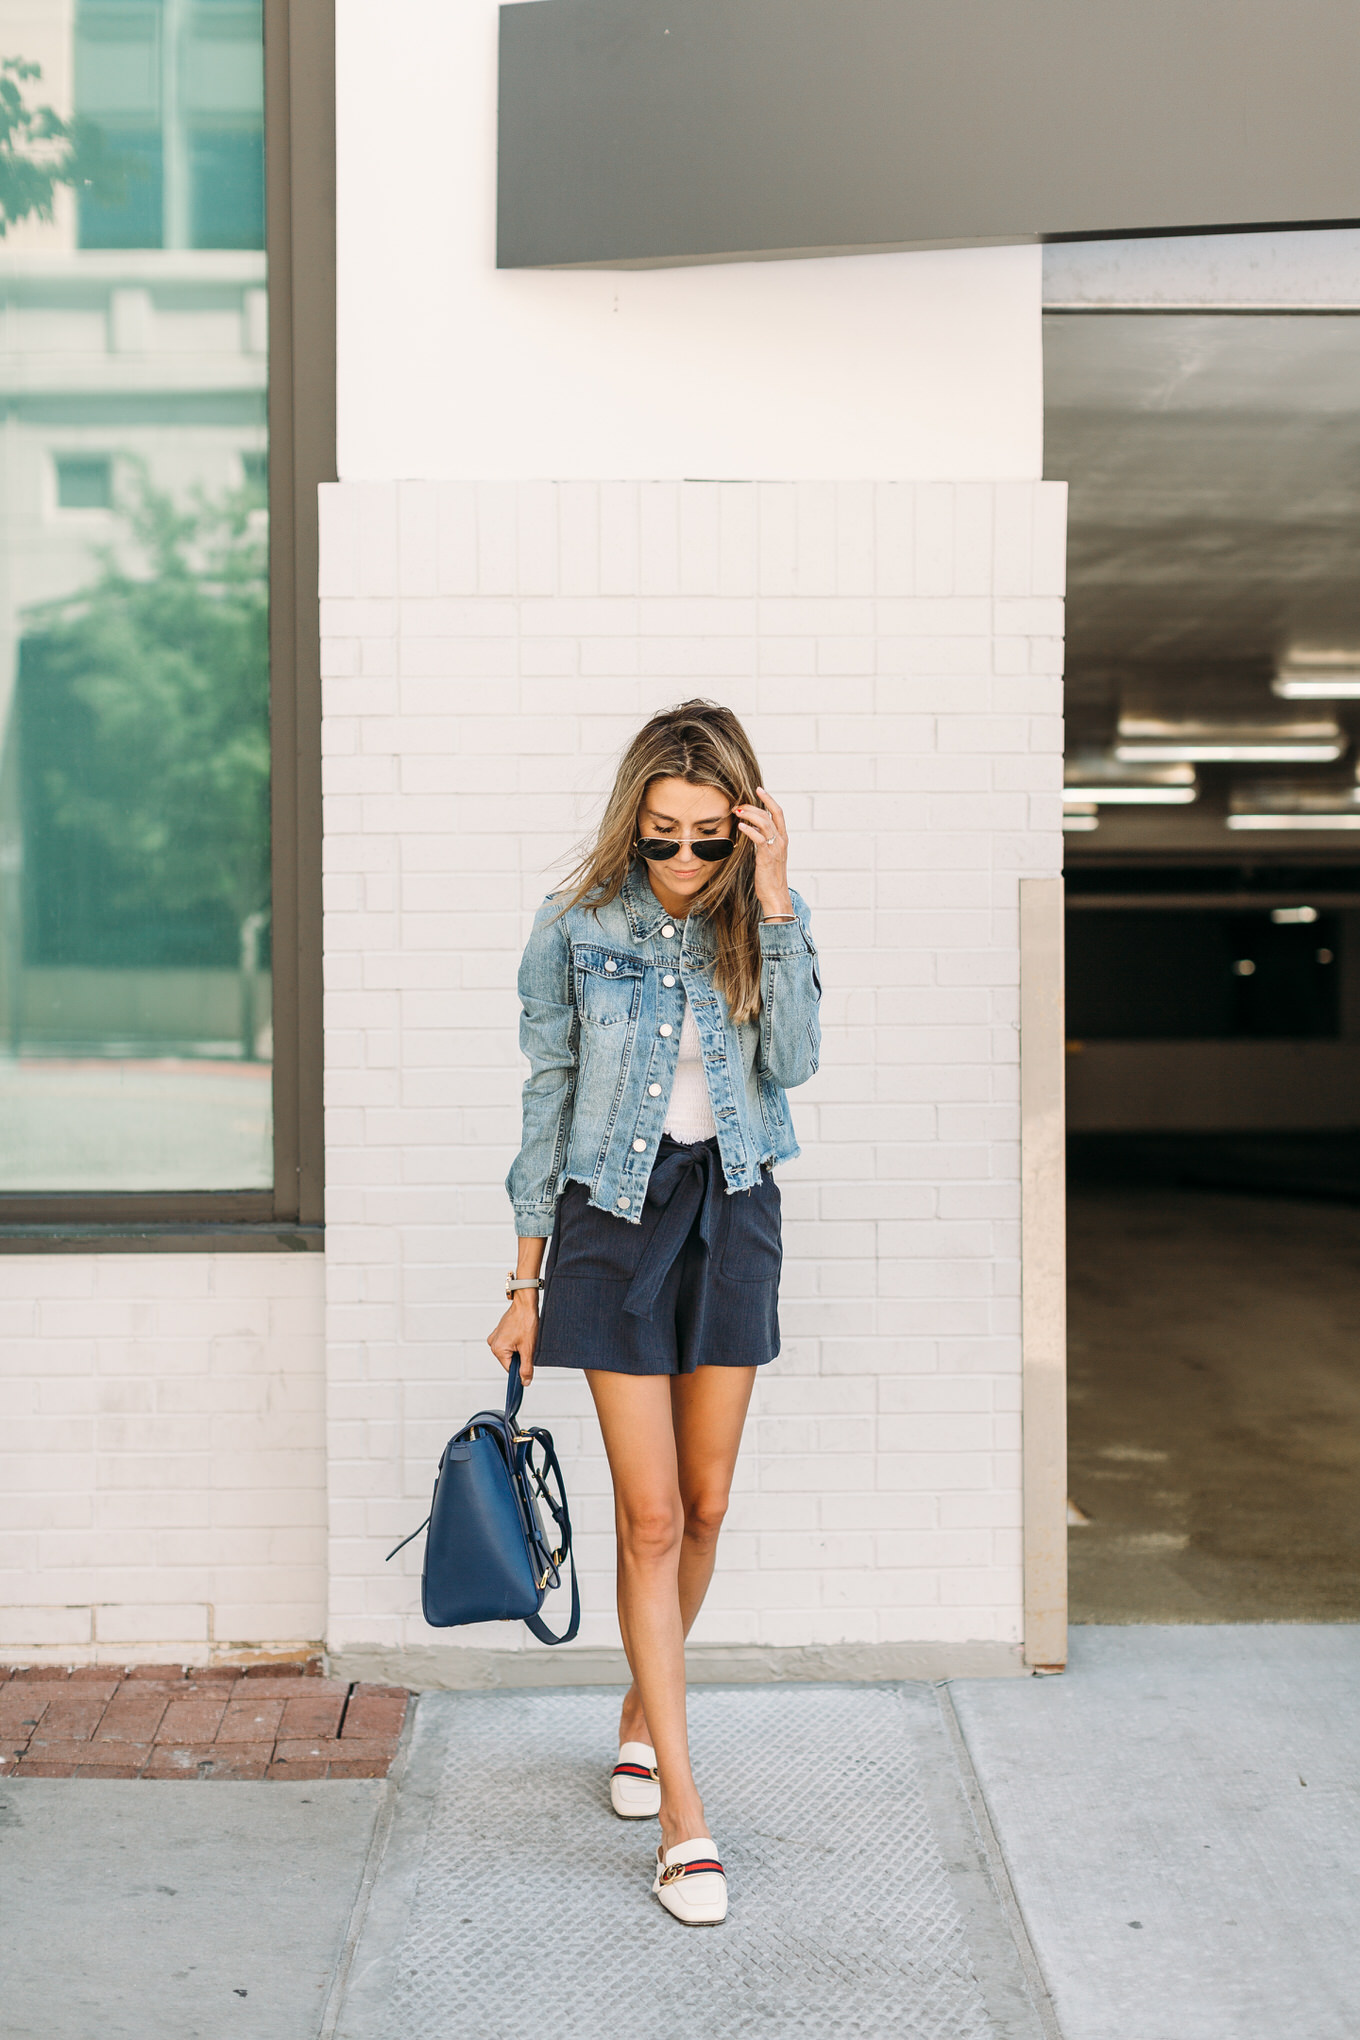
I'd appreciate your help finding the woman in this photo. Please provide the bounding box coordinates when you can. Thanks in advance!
[487,699,820,1926]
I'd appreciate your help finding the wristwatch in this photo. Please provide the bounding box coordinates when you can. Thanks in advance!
[505,1274,545,1301]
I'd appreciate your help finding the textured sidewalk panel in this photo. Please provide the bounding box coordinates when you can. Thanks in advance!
[335,1683,1023,2040]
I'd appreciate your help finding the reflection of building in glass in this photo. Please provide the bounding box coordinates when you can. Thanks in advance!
[75,0,265,252]
[0,0,269,1188]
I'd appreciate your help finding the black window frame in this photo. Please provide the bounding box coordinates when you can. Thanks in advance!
[0,0,332,1252]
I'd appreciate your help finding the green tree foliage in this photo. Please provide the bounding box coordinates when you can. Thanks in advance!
[26,473,270,956]
[0,55,128,235]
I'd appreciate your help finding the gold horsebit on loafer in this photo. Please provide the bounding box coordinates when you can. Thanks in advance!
[659,1856,725,1885]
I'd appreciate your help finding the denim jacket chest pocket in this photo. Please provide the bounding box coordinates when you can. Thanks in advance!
[575,946,646,1029]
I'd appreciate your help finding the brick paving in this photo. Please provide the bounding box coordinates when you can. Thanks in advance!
[0,1663,409,1780]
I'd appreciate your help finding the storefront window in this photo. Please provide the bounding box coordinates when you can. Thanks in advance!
[0,0,270,1190]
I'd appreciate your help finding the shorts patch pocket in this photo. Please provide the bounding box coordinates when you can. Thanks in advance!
[548,1182,651,1283]
[721,1172,783,1282]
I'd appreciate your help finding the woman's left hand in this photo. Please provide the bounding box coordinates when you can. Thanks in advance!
[734,787,794,920]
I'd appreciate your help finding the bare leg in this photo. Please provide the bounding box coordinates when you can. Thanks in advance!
[593,1366,757,1841]
[588,1371,700,1849]
[672,1362,758,1632]
[618,1365,758,1745]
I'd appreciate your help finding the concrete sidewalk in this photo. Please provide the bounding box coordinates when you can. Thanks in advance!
[2,1627,1356,2039]
[952,1625,1360,2040]
[0,1777,387,2040]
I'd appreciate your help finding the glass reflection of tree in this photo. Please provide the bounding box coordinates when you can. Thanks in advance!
[24,476,270,1060]
[0,56,128,234]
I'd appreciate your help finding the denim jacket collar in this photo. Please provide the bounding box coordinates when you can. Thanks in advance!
[621,861,668,939]
[621,860,713,956]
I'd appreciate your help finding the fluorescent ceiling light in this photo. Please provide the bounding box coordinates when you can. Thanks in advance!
[1227,813,1360,830]
[1064,784,1199,805]
[1228,779,1360,827]
[1062,814,1100,832]
[1066,752,1196,785]
[1273,672,1360,700]
[1119,741,1343,763]
[1273,651,1360,699]
[1116,714,1344,764]
[1271,906,1318,923]
[1063,753,1198,805]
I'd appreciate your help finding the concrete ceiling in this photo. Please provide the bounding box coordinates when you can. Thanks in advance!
[1047,310,1360,692]
[1044,294,1360,857]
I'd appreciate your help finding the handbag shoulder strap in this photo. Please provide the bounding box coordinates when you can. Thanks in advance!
[518,1425,580,1645]
[524,1547,580,1645]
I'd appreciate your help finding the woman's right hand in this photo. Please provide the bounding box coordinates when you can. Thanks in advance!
[487,1294,540,1384]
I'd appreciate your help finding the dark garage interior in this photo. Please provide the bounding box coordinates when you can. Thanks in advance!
[1047,243,1360,1622]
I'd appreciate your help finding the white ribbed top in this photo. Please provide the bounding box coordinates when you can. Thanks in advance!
[663,998,717,1143]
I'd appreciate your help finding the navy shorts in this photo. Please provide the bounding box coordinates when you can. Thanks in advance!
[534,1135,781,1376]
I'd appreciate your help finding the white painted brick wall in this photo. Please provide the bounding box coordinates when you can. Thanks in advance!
[321,478,1066,1660]
[0,1254,326,1662]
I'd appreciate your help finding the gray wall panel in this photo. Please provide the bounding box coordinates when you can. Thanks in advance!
[498,0,1360,268]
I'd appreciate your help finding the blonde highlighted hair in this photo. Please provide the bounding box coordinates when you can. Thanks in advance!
[558,699,766,1022]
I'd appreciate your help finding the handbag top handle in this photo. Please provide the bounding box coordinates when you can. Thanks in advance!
[505,1352,525,1424]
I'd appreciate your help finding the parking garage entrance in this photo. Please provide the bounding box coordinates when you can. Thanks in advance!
[1048,234,1360,1621]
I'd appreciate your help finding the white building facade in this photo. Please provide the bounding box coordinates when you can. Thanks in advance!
[4,0,1073,1679]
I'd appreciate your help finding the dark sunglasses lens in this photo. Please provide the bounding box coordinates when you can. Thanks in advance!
[692,839,735,862]
[636,838,679,861]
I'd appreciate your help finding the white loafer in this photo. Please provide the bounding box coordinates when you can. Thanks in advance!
[652,1836,728,1926]
[610,1742,660,1819]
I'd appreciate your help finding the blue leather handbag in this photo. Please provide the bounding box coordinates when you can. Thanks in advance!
[387,1357,580,1644]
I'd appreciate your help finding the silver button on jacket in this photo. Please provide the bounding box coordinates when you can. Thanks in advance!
[506,865,821,1232]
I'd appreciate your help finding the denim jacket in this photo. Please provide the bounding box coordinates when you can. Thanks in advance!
[507,864,821,1233]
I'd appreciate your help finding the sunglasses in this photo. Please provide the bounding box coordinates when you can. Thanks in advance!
[635,835,735,864]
